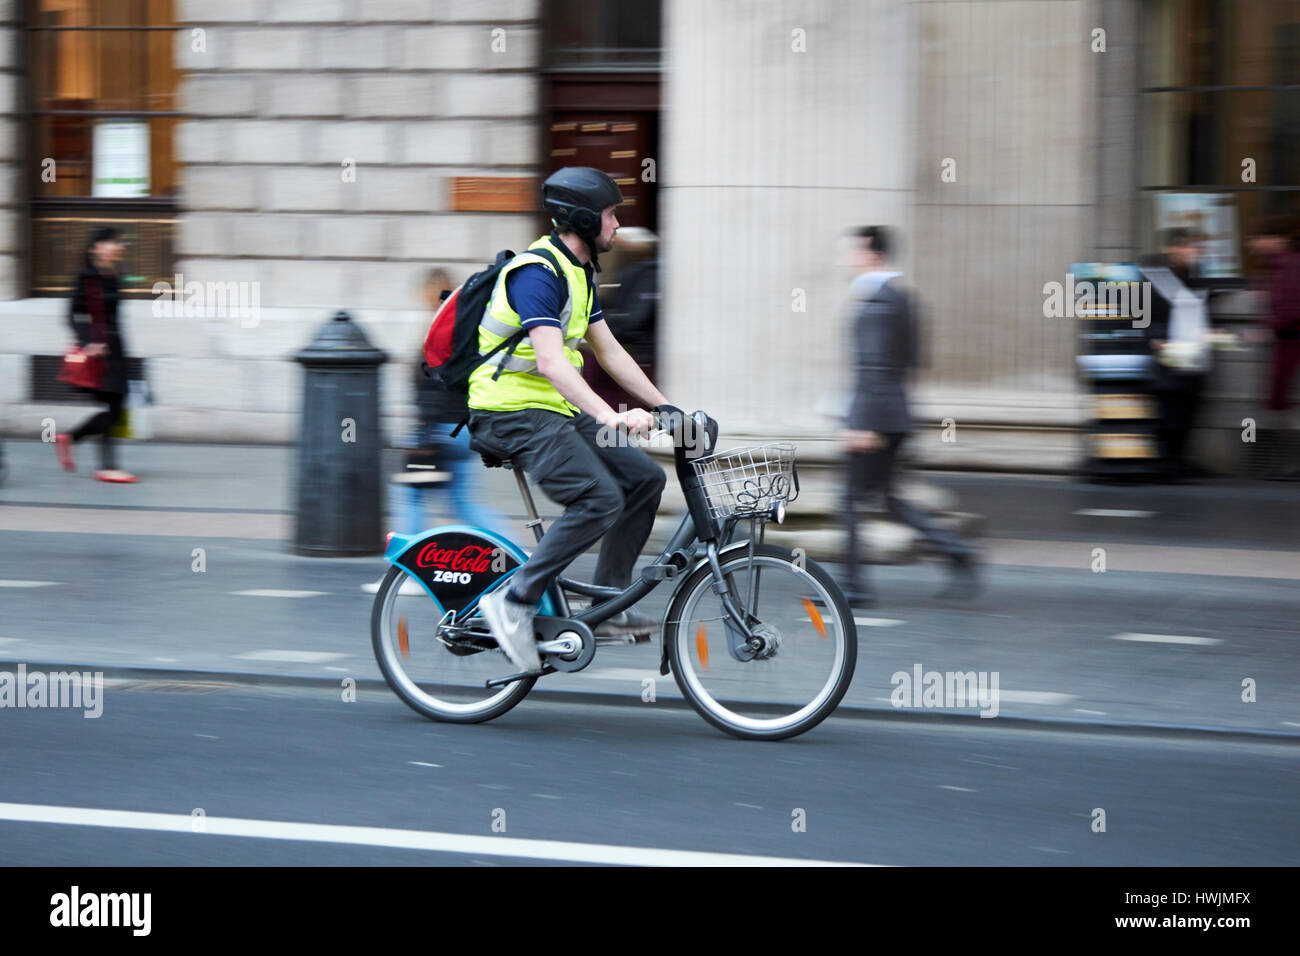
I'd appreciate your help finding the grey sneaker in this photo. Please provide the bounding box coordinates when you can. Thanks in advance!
[594,607,659,637]
[479,588,541,673]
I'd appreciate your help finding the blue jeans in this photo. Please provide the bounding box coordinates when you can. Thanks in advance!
[392,423,509,537]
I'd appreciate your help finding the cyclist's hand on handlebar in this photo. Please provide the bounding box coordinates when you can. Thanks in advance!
[618,408,656,437]
[602,408,655,437]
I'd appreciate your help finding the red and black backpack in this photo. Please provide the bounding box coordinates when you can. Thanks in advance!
[422,246,567,393]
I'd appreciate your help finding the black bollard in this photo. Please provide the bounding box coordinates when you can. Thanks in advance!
[293,311,388,556]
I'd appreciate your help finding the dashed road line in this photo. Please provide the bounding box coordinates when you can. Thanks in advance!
[230,589,328,598]
[0,580,57,588]
[1073,509,1156,518]
[235,650,348,663]
[1111,632,1222,646]
[854,617,904,627]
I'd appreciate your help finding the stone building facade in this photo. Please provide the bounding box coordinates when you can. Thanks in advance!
[0,0,1290,474]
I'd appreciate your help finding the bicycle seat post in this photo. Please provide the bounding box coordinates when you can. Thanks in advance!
[513,466,546,544]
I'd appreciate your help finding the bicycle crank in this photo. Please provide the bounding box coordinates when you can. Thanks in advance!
[533,617,597,673]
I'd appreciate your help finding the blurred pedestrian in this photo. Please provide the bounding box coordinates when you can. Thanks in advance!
[54,226,137,483]
[393,267,509,536]
[1140,228,1210,481]
[580,227,659,411]
[1247,215,1300,478]
[839,226,977,607]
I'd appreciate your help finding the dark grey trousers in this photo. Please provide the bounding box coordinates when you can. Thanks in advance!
[467,408,667,604]
[843,432,971,592]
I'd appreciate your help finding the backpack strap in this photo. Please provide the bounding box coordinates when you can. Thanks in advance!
[488,245,571,382]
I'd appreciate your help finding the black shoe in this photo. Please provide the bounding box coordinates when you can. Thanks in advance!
[938,551,980,600]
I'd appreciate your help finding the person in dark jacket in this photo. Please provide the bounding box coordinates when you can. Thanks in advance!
[1248,216,1300,478]
[1139,228,1208,481]
[840,226,977,606]
[54,226,137,483]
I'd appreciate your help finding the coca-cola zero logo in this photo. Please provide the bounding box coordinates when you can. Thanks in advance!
[414,541,496,574]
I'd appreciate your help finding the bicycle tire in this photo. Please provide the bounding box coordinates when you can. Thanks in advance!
[371,564,535,723]
[664,542,857,740]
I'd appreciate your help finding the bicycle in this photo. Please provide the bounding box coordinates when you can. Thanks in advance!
[371,407,857,740]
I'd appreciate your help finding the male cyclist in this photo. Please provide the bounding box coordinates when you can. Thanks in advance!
[469,167,671,674]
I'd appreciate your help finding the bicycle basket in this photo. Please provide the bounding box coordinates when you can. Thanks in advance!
[690,442,797,520]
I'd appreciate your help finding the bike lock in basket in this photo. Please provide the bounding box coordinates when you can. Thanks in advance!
[691,442,799,520]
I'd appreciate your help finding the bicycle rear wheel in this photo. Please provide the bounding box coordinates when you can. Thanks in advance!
[371,564,535,722]
[665,543,856,740]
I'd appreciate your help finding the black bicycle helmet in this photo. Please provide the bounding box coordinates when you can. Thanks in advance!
[542,167,623,269]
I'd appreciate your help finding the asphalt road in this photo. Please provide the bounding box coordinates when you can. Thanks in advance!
[0,683,1296,866]
[1,529,1296,731]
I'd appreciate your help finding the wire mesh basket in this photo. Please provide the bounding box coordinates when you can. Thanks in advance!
[691,442,798,520]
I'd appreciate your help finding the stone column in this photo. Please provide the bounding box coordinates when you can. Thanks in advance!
[659,0,915,438]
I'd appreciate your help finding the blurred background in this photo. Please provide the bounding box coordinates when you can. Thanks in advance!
[0,0,1295,474]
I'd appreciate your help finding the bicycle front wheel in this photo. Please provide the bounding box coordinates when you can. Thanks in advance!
[371,565,535,723]
[665,543,856,740]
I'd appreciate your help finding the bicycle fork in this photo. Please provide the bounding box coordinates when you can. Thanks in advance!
[705,540,762,663]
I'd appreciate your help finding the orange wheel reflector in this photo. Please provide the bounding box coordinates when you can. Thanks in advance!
[801,597,827,638]
[398,615,410,657]
[695,623,709,669]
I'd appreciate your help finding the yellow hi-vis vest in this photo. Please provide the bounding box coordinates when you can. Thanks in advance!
[467,234,594,417]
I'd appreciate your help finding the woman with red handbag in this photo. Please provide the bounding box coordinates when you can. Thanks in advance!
[54,226,138,483]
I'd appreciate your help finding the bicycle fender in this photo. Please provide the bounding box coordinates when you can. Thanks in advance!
[385,525,556,616]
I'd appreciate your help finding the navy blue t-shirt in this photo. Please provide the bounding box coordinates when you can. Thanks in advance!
[505,263,602,332]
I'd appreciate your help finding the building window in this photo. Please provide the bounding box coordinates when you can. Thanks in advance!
[26,0,179,297]
[545,0,661,71]
[1141,0,1300,279]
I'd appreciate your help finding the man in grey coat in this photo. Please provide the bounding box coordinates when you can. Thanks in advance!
[841,226,977,606]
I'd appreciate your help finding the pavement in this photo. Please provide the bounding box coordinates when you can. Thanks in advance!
[2,438,1299,737]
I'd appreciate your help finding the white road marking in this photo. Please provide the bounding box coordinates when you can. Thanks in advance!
[0,802,871,866]
[0,580,57,588]
[582,668,661,681]
[854,617,904,627]
[408,761,442,768]
[1282,722,1300,729]
[235,650,348,663]
[996,691,1076,705]
[532,794,562,800]
[734,802,762,809]
[1073,708,1108,716]
[961,757,1017,770]
[1111,632,1222,646]
[0,638,23,646]
[195,734,218,739]
[939,786,976,792]
[323,666,349,672]
[230,589,327,598]
[361,578,424,596]
[152,657,178,663]
[1072,509,1155,518]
